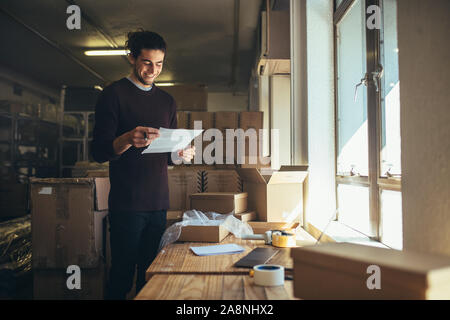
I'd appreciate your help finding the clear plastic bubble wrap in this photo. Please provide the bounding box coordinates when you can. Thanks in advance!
[0,215,31,277]
[159,210,254,250]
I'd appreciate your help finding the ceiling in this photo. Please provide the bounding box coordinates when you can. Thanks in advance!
[0,0,274,93]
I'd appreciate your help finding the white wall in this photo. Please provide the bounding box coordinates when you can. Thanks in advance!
[305,0,336,230]
[207,92,248,112]
[398,0,450,256]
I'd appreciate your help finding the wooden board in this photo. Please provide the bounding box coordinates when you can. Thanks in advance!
[146,235,293,280]
[135,274,298,300]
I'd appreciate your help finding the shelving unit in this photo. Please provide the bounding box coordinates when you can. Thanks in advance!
[58,86,99,177]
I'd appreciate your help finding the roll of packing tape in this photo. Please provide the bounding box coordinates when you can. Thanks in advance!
[271,231,296,248]
[253,264,285,286]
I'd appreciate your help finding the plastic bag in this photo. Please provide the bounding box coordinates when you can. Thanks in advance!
[159,210,254,250]
[0,215,31,277]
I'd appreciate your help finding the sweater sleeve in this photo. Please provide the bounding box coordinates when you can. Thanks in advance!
[168,97,178,165]
[91,86,121,163]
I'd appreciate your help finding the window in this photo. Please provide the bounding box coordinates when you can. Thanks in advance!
[334,0,402,249]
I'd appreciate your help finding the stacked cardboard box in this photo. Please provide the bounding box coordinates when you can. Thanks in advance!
[189,112,215,163]
[176,111,189,129]
[203,169,242,193]
[238,111,263,166]
[167,167,203,211]
[214,112,239,164]
[30,177,110,300]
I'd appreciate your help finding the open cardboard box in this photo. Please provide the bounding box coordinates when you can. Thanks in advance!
[236,166,308,223]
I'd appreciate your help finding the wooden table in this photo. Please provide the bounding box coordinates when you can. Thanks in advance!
[136,228,316,300]
[145,235,293,280]
[135,274,297,300]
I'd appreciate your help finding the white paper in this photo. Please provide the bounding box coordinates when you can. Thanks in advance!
[142,127,203,154]
[38,187,52,195]
[190,244,245,256]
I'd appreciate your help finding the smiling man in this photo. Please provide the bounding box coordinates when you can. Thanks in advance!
[92,30,194,300]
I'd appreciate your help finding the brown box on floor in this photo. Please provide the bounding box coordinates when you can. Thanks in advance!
[203,169,242,193]
[236,166,308,223]
[178,224,229,243]
[30,178,110,269]
[168,167,203,210]
[33,263,106,300]
[190,192,247,214]
[291,243,450,300]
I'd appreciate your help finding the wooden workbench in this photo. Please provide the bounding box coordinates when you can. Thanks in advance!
[135,274,297,300]
[137,228,316,300]
[145,235,293,280]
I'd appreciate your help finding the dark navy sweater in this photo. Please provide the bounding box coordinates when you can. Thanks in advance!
[92,78,177,212]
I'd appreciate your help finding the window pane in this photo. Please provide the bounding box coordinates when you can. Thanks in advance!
[380,0,401,177]
[336,0,368,176]
[338,184,371,235]
[380,190,402,249]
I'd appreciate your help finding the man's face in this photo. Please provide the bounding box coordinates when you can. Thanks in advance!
[129,49,165,86]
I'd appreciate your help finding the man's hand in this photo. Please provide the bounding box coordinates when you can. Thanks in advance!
[113,126,159,155]
[177,146,196,162]
[127,126,160,148]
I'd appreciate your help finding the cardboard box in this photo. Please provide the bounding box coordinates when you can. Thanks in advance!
[33,263,106,300]
[248,221,299,234]
[178,224,229,243]
[290,243,450,300]
[215,112,239,164]
[215,112,239,131]
[168,168,203,210]
[177,111,190,129]
[166,210,183,228]
[190,192,247,214]
[203,169,242,193]
[237,166,308,223]
[189,112,214,159]
[239,111,263,131]
[234,211,257,222]
[189,112,214,130]
[162,85,207,111]
[30,178,109,269]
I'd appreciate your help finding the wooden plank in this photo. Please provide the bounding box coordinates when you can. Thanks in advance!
[222,275,245,300]
[136,274,297,300]
[242,276,267,299]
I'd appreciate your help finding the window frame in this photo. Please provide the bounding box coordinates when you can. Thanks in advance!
[333,0,401,242]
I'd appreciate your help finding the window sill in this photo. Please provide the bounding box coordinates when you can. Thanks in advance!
[305,221,389,249]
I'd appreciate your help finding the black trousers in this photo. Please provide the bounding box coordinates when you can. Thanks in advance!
[106,209,167,300]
